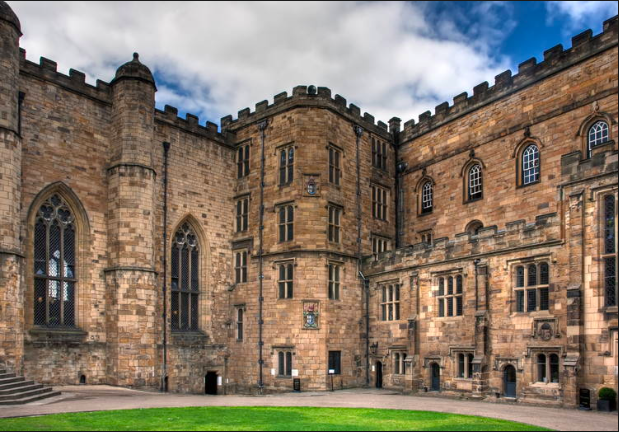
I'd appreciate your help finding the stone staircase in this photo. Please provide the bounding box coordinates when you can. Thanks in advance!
[0,368,61,405]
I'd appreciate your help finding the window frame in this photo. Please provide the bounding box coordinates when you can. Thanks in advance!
[234,250,249,284]
[277,350,294,378]
[421,181,434,214]
[277,261,294,300]
[372,138,388,171]
[235,196,249,233]
[279,145,295,186]
[278,204,295,243]
[372,184,389,221]
[535,353,560,384]
[328,145,342,186]
[467,164,483,202]
[602,192,618,308]
[328,262,341,301]
[437,275,464,318]
[236,307,244,341]
[328,205,342,244]
[170,222,201,332]
[587,120,610,159]
[520,143,541,187]
[237,144,250,179]
[380,283,401,322]
[328,351,342,375]
[372,235,391,255]
[513,262,550,313]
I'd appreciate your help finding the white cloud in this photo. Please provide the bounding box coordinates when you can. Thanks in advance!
[546,1,618,33]
[8,1,513,125]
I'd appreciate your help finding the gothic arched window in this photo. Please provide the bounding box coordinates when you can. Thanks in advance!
[604,194,617,307]
[587,121,609,158]
[421,181,433,214]
[34,194,76,328]
[522,144,540,185]
[468,164,483,201]
[171,223,200,331]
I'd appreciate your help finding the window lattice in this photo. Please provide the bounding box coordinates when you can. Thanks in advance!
[514,262,550,313]
[278,205,294,243]
[437,276,463,318]
[278,262,294,299]
[588,121,609,158]
[522,144,540,185]
[381,284,401,321]
[171,223,200,331]
[421,182,433,213]
[468,164,483,201]
[279,146,295,185]
[604,194,617,307]
[34,194,76,328]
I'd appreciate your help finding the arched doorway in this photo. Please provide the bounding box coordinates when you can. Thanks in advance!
[430,363,440,391]
[503,365,517,398]
[375,362,383,389]
[205,372,218,395]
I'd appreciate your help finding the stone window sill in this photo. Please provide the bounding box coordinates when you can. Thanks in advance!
[28,327,87,341]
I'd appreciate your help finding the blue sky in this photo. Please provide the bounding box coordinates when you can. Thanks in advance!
[8,1,618,126]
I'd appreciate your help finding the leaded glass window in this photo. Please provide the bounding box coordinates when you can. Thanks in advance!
[34,194,76,328]
[171,223,200,331]
[468,164,483,201]
[437,276,463,318]
[603,194,617,307]
[514,263,550,313]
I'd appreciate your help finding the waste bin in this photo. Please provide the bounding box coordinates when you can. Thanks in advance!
[293,378,301,392]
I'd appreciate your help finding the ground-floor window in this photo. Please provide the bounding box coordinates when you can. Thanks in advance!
[536,353,560,383]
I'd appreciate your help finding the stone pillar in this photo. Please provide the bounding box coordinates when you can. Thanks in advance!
[472,262,490,398]
[564,191,585,407]
[0,2,24,372]
[105,53,158,388]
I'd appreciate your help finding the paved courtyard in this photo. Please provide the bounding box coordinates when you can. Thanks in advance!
[0,386,616,431]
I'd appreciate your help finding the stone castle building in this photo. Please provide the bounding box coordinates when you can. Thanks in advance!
[0,2,617,408]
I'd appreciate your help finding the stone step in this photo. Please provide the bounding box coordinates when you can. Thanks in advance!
[0,383,44,396]
[0,386,53,402]
[0,373,16,380]
[0,380,35,391]
[0,377,24,386]
[0,391,62,406]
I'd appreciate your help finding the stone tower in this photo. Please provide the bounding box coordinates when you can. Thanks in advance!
[0,1,24,372]
[105,53,159,388]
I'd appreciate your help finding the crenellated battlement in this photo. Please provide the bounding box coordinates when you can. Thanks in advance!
[220,85,393,139]
[400,15,618,144]
[362,212,561,275]
[19,48,112,104]
[154,105,228,145]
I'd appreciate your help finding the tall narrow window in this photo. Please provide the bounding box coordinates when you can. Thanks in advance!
[329,146,341,186]
[329,351,342,375]
[522,144,540,185]
[514,263,550,313]
[537,354,547,383]
[328,206,341,243]
[604,194,617,307]
[372,235,391,254]
[278,351,293,377]
[278,262,294,299]
[236,197,249,233]
[468,164,483,201]
[588,121,609,158]
[235,250,248,284]
[279,146,295,185]
[421,181,433,214]
[34,194,76,328]
[236,308,244,341]
[550,354,560,383]
[381,284,401,321]
[237,144,250,178]
[278,205,294,243]
[372,138,387,170]
[328,263,341,300]
[171,223,200,331]
[437,276,463,317]
[372,185,388,221]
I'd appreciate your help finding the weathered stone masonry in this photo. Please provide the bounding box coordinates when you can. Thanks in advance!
[0,1,617,408]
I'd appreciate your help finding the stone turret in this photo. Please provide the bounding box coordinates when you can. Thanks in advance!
[106,53,159,388]
[0,0,24,372]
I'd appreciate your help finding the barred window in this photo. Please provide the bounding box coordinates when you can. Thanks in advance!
[236,308,244,341]
[381,284,401,321]
[588,121,609,158]
[236,197,249,233]
[515,262,550,313]
[279,146,295,185]
[237,144,250,178]
[235,250,248,284]
[171,223,200,331]
[372,138,388,170]
[522,144,540,185]
[372,185,388,221]
[278,262,294,299]
[34,194,76,328]
[468,164,483,201]
[437,275,463,318]
[328,206,341,243]
[329,146,341,186]
[328,263,341,300]
[372,235,391,254]
[278,351,293,377]
[278,205,294,243]
[421,181,433,214]
[603,194,617,307]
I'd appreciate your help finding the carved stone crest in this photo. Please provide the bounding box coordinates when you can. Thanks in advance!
[303,301,320,329]
[533,318,560,340]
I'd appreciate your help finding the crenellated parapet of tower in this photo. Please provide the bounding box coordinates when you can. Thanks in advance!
[220,85,394,139]
[399,15,618,145]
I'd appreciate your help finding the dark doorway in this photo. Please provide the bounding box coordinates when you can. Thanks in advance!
[205,372,218,395]
[504,365,517,398]
[375,362,383,389]
[430,363,440,391]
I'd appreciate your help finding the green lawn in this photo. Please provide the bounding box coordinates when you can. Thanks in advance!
[0,407,551,431]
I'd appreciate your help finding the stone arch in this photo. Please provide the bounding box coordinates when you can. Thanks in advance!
[465,220,484,236]
[25,182,91,329]
[169,214,212,333]
[460,157,485,203]
[415,175,435,215]
[512,137,543,187]
[576,111,615,159]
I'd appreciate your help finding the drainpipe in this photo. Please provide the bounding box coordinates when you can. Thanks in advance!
[161,141,170,392]
[257,119,268,394]
[353,125,369,386]
[474,258,480,311]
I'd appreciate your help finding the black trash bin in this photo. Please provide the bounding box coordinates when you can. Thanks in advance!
[579,388,591,410]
